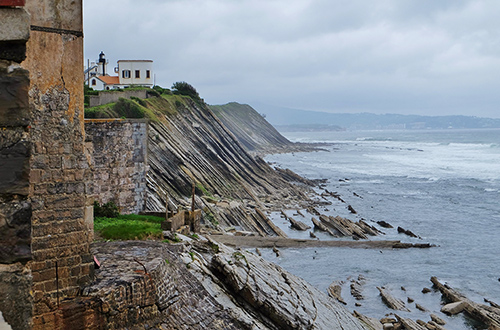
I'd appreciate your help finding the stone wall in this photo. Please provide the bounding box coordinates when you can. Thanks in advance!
[88,89,149,107]
[20,0,93,328]
[0,3,33,330]
[85,119,149,214]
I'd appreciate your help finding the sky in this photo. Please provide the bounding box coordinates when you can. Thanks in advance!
[83,0,500,118]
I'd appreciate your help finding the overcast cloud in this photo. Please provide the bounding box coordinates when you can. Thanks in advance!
[83,0,500,117]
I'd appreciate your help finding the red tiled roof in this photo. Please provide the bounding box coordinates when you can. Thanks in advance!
[97,76,120,85]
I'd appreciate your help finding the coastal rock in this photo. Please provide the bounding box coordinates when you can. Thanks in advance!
[422,287,431,294]
[288,217,311,231]
[397,226,419,238]
[327,280,346,305]
[353,310,383,330]
[377,221,393,228]
[377,287,410,312]
[432,276,500,328]
[210,244,371,330]
[311,217,336,236]
[441,301,466,315]
[145,97,311,235]
[351,278,365,300]
[395,315,427,330]
[415,303,428,312]
[430,314,446,325]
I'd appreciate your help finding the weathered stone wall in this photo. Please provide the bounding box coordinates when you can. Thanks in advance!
[85,119,149,214]
[22,0,94,328]
[0,3,34,330]
[88,89,148,107]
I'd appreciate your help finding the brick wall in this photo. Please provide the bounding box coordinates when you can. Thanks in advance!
[85,119,149,214]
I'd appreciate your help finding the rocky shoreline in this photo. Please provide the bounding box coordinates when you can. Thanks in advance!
[85,99,496,329]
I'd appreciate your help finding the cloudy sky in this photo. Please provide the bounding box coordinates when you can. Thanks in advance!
[83,0,500,118]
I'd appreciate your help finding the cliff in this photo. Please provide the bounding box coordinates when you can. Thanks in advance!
[134,95,312,234]
[210,102,300,155]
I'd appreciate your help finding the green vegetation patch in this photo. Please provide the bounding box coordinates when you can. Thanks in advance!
[94,214,164,240]
[84,97,159,122]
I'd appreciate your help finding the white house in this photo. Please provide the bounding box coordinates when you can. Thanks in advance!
[116,60,153,87]
[84,52,154,90]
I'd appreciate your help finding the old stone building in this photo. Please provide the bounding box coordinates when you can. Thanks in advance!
[1,1,95,329]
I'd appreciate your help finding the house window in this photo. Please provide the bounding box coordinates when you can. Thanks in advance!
[146,70,151,79]
[122,70,131,78]
[91,79,96,86]
[135,70,140,78]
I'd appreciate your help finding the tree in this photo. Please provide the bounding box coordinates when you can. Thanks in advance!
[171,81,200,100]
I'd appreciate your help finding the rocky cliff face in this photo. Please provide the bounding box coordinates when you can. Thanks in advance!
[210,102,295,155]
[144,95,310,234]
[85,239,371,330]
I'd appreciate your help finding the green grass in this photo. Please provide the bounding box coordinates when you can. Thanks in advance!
[94,214,164,240]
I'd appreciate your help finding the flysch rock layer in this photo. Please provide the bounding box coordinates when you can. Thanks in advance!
[145,97,313,234]
[86,239,371,330]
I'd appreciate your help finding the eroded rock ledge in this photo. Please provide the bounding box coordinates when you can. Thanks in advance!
[83,240,371,330]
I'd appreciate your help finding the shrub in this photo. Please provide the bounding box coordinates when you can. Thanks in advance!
[94,201,120,218]
[130,96,147,107]
[147,89,161,98]
[152,85,172,95]
[113,98,145,118]
[171,81,200,100]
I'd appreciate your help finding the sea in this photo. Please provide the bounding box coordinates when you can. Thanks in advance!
[262,128,500,330]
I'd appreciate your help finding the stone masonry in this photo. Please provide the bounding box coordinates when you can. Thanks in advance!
[85,119,149,214]
[0,2,33,330]
[1,1,94,329]
[22,0,94,327]
[88,89,148,107]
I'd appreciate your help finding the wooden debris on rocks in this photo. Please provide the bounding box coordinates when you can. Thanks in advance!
[296,209,305,217]
[377,287,410,312]
[311,217,337,237]
[327,280,346,305]
[348,204,357,214]
[431,276,500,329]
[288,217,311,231]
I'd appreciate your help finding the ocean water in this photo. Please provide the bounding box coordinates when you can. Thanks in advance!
[263,128,500,330]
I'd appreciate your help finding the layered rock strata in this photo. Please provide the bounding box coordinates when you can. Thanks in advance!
[83,239,371,330]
